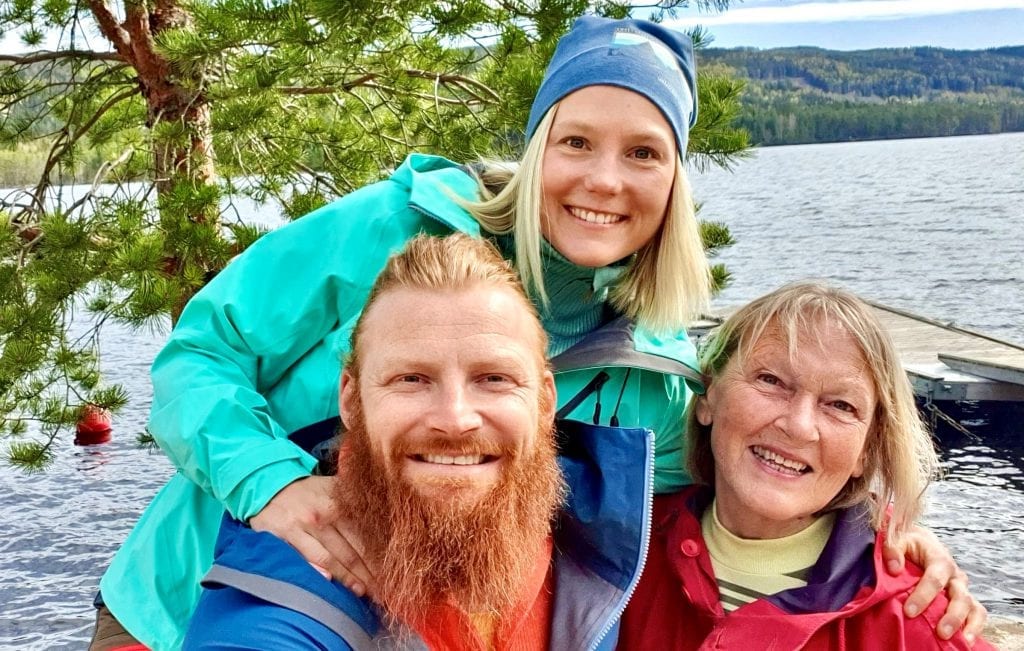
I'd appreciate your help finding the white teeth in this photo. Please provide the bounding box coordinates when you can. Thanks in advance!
[752,446,808,474]
[421,454,485,466]
[569,207,624,225]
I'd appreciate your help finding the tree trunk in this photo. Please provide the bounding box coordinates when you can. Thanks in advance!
[88,0,217,324]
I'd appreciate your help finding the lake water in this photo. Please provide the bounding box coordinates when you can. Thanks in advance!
[1,133,1022,648]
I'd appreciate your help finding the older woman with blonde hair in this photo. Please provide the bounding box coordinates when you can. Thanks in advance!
[619,281,993,650]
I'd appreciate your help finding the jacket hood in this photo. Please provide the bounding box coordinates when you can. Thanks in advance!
[396,153,482,235]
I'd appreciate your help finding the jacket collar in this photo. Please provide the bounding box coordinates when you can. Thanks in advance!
[551,316,703,390]
[673,486,877,615]
[767,502,876,613]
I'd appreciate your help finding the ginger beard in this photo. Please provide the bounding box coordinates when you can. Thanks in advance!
[333,382,566,629]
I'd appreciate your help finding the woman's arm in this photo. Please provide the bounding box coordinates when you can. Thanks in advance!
[883,524,988,644]
[148,179,424,521]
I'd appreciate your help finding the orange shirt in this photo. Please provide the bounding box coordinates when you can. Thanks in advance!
[415,537,554,651]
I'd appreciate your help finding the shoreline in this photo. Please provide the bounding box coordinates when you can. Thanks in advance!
[985,616,1024,649]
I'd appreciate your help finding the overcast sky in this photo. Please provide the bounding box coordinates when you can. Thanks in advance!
[3,1,1023,53]
[668,0,1024,50]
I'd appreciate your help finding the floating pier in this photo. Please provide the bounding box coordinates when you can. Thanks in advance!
[694,301,1024,403]
[868,302,1024,403]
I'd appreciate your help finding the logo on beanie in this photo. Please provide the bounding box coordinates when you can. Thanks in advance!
[611,29,679,71]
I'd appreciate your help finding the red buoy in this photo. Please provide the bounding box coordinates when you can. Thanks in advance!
[75,404,113,446]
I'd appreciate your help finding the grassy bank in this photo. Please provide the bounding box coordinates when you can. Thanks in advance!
[0,141,49,188]
[0,141,116,189]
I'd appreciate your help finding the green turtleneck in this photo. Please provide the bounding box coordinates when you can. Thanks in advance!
[494,235,626,357]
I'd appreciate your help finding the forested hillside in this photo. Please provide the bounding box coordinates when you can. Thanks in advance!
[701,46,1024,145]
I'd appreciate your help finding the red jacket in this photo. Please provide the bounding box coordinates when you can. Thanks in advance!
[618,487,993,650]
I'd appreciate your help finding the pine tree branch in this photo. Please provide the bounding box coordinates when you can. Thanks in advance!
[1,65,132,122]
[63,148,137,216]
[401,70,500,102]
[281,81,488,107]
[123,1,171,86]
[51,86,140,172]
[277,86,351,96]
[87,0,133,60]
[25,86,140,228]
[277,69,498,103]
[0,50,124,64]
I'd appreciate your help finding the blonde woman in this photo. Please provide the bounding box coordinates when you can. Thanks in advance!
[620,282,991,649]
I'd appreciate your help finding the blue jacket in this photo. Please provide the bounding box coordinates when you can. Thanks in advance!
[185,418,657,650]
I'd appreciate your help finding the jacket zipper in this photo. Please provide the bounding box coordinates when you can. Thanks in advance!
[587,427,656,650]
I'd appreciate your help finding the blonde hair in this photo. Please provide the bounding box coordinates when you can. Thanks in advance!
[687,281,938,538]
[347,233,547,375]
[462,101,711,334]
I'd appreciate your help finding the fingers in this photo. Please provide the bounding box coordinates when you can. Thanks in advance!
[903,566,947,620]
[933,572,986,643]
[881,534,907,576]
[313,522,377,598]
[895,523,986,643]
[285,528,371,597]
[248,477,377,597]
[961,595,989,647]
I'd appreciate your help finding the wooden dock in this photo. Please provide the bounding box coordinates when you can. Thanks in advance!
[868,302,1024,402]
[693,302,1024,403]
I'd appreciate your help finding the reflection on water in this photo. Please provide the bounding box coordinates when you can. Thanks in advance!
[933,402,1024,492]
[74,447,115,474]
[923,402,1024,617]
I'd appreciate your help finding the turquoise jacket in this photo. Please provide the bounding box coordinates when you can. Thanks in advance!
[100,154,701,650]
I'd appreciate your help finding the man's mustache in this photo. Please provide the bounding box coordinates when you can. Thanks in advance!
[387,436,519,462]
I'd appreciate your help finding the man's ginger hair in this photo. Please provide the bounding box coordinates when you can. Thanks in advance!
[346,233,548,376]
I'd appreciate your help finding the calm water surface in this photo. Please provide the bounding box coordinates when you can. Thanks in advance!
[1,133,1022,648]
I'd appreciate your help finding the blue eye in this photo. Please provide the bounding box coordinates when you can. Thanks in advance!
[832,400,856,413]
[757,373,780,385]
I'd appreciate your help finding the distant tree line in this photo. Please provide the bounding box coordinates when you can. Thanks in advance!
[701,45,1024,145]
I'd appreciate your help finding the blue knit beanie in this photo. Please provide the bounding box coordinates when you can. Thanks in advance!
[525,15,698,157]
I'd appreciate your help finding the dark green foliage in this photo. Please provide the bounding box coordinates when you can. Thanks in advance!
[1,0,745,469]
[700,220,734,295]
[700,46,1024,145]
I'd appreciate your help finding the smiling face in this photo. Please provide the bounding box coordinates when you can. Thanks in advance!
[340,285,555,506]
[697,319,877,539]
[540,85,677,268]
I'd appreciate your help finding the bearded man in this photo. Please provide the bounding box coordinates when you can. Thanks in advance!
[183,234,654,650]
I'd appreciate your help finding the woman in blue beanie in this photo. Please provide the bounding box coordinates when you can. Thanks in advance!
[90,15,982,651]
